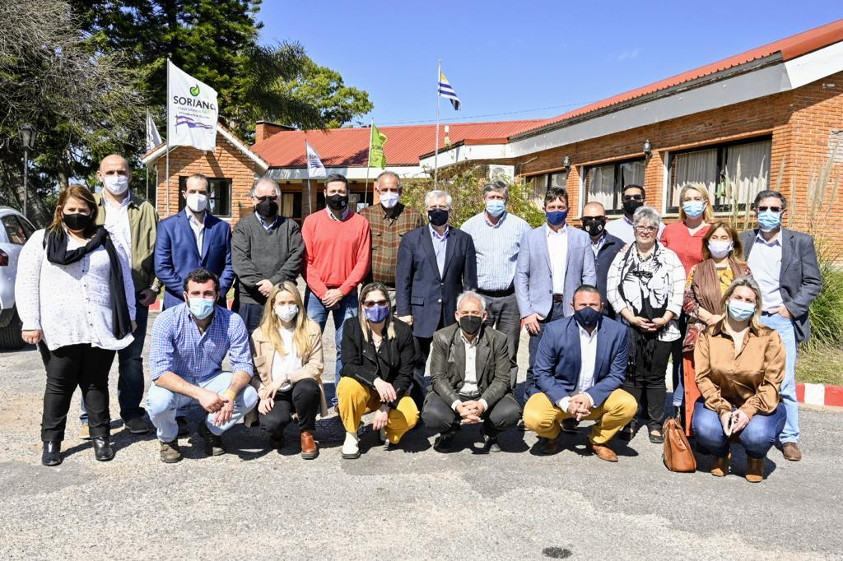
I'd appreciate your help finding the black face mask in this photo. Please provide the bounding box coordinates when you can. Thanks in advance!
[582,217,606,237]
[62,212,93,231]
[459,315,483,335]
[428,209,449,227]
[574,306,602,329]
[622,200,643,216]
[326,194,349,211]
[255,199,278,219]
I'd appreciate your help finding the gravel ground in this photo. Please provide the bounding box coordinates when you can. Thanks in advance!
[0,313,841,560]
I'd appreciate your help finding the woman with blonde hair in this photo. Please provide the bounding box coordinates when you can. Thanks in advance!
[248,281,326,459]
[693,276,785,482]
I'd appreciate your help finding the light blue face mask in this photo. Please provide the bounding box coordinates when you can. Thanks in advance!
[188,297,215,320]
[682,200,705,218]
[727,299,755,321]
[485,200,506,218]
[757,210,781,231]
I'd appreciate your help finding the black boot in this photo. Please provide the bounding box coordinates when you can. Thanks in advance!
[42,442,62,466]
[92,437,115,462]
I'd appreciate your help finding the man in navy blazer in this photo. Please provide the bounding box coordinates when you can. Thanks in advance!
[581,201,625,317]
[155,174,235,311]
[515,187,596,400]
[396,190,477,407]
[523,286,637,461]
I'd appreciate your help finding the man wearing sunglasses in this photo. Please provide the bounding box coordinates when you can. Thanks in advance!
[605,185,664,245]
[232,178,304,333]
[741,190,822,462]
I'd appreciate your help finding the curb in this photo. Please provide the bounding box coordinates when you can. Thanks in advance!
[797,383,843,407]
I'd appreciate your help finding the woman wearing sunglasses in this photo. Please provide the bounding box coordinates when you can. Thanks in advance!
[337,283,419,459]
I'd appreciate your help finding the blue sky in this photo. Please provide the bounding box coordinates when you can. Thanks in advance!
[259,1,841,128]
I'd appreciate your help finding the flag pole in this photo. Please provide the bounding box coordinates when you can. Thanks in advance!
[165,59,170,215]
[364,117,373,208]
[145,109,150,201]
[434,59,441,189]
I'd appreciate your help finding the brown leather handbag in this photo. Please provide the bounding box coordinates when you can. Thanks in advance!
[662,417,697,472]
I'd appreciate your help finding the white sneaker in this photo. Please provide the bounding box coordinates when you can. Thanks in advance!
[341,432,360,459]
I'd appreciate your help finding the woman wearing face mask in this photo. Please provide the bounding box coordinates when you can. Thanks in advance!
[693,277,785,482]
[246,281,326,459]
[337,282,419,459]
[16,185,136,466]
[681,222,750,434]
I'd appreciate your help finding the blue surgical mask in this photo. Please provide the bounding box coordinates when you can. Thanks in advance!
[727,299,755,321]
[485,200,506,218]
[364,304,389,323]
[188,297,215,320]
[546,210,568,227]
[682,201,705,218]
[757,210,781,231]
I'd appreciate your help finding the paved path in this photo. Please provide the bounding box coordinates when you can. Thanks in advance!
[0,314,841,560]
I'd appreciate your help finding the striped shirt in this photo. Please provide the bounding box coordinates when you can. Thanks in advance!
[149,302,254,383]
[461,211,530,291]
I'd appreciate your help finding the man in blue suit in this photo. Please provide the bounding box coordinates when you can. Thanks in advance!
[396,190,477,408]
[522,285,637,462]
[155,174,235,311]
[515,186,596,401]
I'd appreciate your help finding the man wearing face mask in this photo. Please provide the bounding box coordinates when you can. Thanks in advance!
[423,291,521,452]
[360,171,424,298]
[231,178,304,333]
[740,190,822,462]
[460,180,530,389]
[523,285,637,461]
[605,185,664,245]
[580,201,624,318]
[396,190,478,409]
[75,155,159,437]
[147,268,258,463]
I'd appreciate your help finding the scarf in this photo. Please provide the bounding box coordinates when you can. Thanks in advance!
[45,226,132,339]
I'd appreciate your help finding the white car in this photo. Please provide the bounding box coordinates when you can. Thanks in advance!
[0,206,36,349]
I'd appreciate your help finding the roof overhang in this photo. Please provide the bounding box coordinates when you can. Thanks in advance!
[265,165,427,181]
[141,125,269,173]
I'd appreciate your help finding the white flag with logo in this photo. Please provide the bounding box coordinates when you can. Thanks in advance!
[305,141,327,178]
[167,60,218,151]
[145,110,162,151]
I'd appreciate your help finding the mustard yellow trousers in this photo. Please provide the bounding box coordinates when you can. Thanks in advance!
[523,389,637,445]
[337,378,419,444]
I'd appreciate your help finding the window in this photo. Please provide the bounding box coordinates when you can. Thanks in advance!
[178,176,232,217]
[526,171,568,203]
[2,215,30,245]
[583,158,646,215]
[281,192,302,219]
[668,137,771,213]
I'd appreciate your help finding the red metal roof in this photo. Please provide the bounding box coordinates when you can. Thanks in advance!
[251,120,545,167]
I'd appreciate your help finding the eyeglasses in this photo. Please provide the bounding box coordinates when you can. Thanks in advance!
[757,206,782,213]
[427,205,449,211]
[255,195,278,202]
[623,195,644,202]
[635,226,658,233]
[362,299,389,308]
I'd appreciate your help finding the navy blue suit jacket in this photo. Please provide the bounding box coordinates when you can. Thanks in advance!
[528,315,628,407]
[395,226,477,339]
[593,232,625,317]
[154,210,234,309]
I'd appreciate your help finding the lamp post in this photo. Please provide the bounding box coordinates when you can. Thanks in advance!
[19,123,35,219]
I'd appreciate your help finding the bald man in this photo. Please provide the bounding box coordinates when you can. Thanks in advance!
[78,154,160,437]
[580,201,624,318]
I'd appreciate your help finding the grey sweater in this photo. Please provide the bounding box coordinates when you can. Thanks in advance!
[231,214,304,305]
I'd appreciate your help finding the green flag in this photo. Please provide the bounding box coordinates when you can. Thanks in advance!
[370,123,387,169]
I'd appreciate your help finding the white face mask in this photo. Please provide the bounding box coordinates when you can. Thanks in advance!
[104,175,129,195]
[379,191,399,209]
[186,193,208,213]
[274,304,298,322]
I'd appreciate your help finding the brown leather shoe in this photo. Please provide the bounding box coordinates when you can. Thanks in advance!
[782,442,802,462]
[711,454,731,477]
[300,430,318,460]
[587,442,618,462]
[745,456,766,483]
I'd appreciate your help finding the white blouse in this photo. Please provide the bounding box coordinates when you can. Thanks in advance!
[15,229,136,352]
[271,327,303,388]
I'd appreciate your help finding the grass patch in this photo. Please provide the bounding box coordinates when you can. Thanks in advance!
[796,345,843,386]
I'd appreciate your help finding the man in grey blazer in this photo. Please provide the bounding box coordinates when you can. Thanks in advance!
[742,189,822,462]
[515,187,597,402]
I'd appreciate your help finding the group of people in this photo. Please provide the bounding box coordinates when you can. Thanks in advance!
[15,154,822,483]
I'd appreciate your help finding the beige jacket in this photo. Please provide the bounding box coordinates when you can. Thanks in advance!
[244,321,328,426]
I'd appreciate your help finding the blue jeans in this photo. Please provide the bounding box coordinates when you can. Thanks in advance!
[692,399,786,459]
[80,302,150,422]
[146,371,259,443]
[304,287,359,405]
[236,301,265,335]
[759,313,799,443]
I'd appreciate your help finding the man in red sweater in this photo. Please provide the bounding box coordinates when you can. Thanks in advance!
[302,174,372,406]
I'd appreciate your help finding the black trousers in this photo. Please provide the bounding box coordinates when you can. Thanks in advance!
[40,343,116,442]
[258,378,320,435]
[421,391,522,437]
[623,335,672,429]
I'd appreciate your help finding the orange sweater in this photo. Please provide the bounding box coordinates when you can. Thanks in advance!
[301,209,372,298]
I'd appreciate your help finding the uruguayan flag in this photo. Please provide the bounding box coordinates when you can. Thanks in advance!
[438,71,461,111]
[305,140,327,178]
